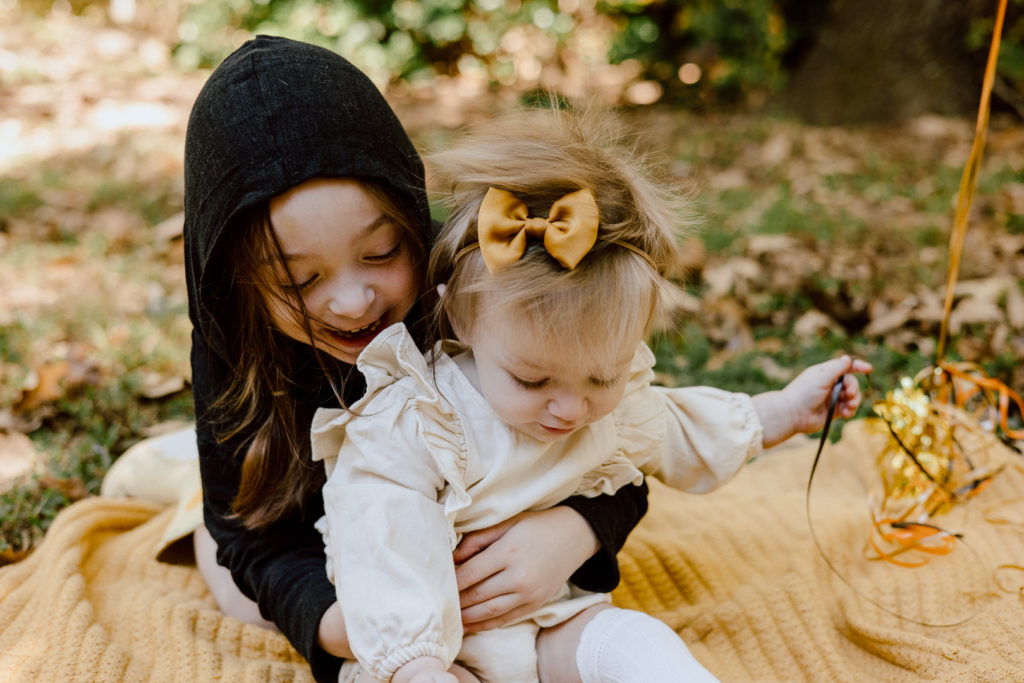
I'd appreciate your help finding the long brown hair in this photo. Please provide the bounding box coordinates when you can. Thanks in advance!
[212,179,428,529]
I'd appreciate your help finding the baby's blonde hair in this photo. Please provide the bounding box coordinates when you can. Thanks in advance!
[428,104,696,365]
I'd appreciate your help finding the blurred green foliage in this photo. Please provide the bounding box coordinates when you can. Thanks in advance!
[968,1,1024,111]
[18,0,1024,108]
[172,0,793,105]
[602,0,788,103]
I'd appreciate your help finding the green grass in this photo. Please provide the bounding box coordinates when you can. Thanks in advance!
[0,233,192,558]
[0,375,194,557]
[0,178,43,217]
[3,108,1022,561]
[652,323,934,402]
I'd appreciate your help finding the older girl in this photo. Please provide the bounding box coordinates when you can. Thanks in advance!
[183,37,651,682]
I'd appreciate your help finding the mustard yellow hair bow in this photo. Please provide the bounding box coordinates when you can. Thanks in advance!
[476,187,599,273]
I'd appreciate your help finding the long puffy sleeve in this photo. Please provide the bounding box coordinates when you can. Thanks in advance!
[311,326,469,680]
[313,400,464,680]
[614,343,764,493]
[651,385,763,492]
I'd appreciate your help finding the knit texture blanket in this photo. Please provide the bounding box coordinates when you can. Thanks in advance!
[1,421,1022,682]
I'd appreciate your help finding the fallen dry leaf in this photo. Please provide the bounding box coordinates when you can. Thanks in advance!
[707,168,749,191]
[702,258,762,298]
[1006,285,1024,330]
[949,297,1006,333]
[37,474,90,501]
[13,360,69,414]
[794,309,843,340]
[154,211,185,242]
[0,430,46,491]
[140,371,187,399]
[0,549,30,565]
[0,407,46,434]
[754,337,787,354]
[12,343,103,415]
[747,234,800,256]
[758,132,793,166]
[141,419,194,438]
[753,355,795,383]
[702,298,754,349]
[864,298,917,337]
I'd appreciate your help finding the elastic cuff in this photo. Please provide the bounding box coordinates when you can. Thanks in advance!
[735,392,764,463]
[374,642,450,681]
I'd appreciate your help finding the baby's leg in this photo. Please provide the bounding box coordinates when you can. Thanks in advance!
[350,662,480,683]
[536,605,718,683]
[459,622,540,682]
[449,664,480,682]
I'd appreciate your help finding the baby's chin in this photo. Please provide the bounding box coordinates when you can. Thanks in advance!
[516,423,580,443]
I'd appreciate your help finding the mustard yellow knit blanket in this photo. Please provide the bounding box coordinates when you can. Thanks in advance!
[2,421,1022,682]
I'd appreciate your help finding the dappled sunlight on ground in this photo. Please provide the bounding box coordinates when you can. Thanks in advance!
[2,3,1023,555]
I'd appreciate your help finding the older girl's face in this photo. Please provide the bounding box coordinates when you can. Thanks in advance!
[266,177,419,364]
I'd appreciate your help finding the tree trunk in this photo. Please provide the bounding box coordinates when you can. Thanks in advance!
[781,0,994,125]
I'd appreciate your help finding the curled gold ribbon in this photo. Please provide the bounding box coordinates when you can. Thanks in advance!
[477,187,599,273]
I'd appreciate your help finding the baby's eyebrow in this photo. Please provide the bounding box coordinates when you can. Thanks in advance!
[511,358,548,371]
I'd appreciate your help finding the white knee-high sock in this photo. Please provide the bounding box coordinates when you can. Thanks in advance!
[575,608,718,683]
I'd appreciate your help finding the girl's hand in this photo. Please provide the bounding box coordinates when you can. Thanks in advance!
[453,507,599,633]
[392,656,459,683]
[753,355,872,449]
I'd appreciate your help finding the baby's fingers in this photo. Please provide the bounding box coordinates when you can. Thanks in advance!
[847,358,873,375]
[836,373,866,417]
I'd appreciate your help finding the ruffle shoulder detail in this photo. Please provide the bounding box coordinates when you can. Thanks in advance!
[310,323,473,536]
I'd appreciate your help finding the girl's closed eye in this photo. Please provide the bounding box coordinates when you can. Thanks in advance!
[290,273,319,291]
[509,373,549,389]
[590,374,622,389]
[365,242,403,264]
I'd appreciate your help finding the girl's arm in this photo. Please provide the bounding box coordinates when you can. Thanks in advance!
[192,335,344,682]
[560,481,649,591]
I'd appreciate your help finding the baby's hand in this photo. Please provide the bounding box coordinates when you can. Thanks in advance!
[391,656,459,683]
[752,355,872,448]
[782,355,872,434]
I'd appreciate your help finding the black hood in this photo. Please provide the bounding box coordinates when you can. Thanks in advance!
[183,35,430,360]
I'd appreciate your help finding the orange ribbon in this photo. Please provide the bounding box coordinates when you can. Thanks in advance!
[932,361,1024,441]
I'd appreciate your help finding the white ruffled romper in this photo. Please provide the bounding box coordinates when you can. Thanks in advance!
[311,323,763,683]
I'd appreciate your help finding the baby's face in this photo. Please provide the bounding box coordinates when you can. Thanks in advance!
[463,311,643,443]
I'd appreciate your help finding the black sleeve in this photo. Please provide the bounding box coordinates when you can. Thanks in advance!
[191,331,342,683]
[559,480,649,592]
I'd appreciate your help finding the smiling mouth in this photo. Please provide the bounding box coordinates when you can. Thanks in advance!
[325,317,385,343]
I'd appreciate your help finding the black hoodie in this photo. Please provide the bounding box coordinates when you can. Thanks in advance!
[183,35,647,681]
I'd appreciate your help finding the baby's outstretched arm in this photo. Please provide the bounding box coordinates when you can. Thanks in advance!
[751,355,872,449]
